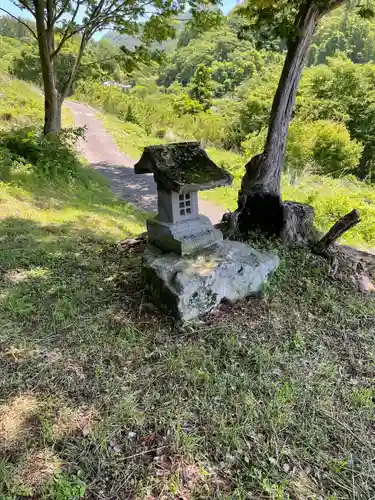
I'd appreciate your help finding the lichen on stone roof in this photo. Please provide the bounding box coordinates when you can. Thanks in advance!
[134,142,233,193]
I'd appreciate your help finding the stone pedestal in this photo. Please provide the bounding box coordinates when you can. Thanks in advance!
[142,240,279,322]
[147,215,223,255]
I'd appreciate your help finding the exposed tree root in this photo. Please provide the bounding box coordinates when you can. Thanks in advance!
[222,204,375,285]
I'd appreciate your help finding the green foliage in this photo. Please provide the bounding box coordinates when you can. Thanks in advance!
[172,93,204,115]
[312,120,363,175]
[284,120,362,176]
[242,119,362,177]
[0,127,84,179]
[0,36,23,72]
[188,63,213,109]
[0,15,35,41]
[43,474,86,499]
[10,36,133,95]
[297,56,375,178]
[308,7,375,65]
[157,21,278,97]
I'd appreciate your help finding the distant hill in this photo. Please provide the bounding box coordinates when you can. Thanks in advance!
[102,32,141,50]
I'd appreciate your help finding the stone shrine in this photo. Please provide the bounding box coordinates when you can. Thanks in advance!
[136,142,279,322]
[134,142,232,255]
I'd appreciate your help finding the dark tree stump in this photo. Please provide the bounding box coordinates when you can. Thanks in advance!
[237,193,284,237]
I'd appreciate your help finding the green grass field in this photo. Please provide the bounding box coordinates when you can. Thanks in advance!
[1,78,375,499]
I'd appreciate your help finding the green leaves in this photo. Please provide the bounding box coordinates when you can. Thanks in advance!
[188,63,213,109]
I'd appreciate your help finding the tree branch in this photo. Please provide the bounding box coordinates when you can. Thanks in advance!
[314,209,361,253]
[60,32,87,99]
[16,0,37,18]
[54,0,71,23]
[51,0,82,58]
[0,7,38,41]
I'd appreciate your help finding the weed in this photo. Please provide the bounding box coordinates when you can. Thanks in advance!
[43,473,86,499]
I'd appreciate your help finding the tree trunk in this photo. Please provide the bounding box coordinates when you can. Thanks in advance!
[44,89,62,134]
[35,0,62,134]
[60,34,88,101]
[237,0,342,236]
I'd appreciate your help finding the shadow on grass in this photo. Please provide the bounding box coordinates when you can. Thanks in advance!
[4,165,151,227]
[0,215,167,496]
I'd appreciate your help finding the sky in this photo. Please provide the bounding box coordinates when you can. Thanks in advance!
[1,0,238,20]
[1,0,238,41]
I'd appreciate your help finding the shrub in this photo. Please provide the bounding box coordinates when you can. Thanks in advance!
[0,127,84,178]
[0,145,25,180]
[312,121,363,176]
[172,93,204,115]
[241,129,267,158]
[241,120,362,179]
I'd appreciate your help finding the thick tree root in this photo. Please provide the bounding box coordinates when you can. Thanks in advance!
[224,202,375,283]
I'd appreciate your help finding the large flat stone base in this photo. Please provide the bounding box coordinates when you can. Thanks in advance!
[142,240,279,322]
[147,215,223,255]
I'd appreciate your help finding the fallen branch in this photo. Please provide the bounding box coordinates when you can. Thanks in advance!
[314,209,360,254]
[311,209,375,280]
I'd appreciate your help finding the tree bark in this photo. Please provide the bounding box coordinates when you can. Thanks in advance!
[237,0,344,236]
[60,34,88,101]
[35,0,62,134]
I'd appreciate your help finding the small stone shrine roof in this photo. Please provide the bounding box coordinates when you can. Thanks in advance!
[134,142,233,194]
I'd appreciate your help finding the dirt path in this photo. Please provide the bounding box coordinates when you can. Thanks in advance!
[66,100,225,223]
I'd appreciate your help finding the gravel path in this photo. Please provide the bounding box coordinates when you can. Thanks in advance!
[66,100,224,223]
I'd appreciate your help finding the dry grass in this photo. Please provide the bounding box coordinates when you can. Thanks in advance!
[0,395,40,452]
[15,448,62,491]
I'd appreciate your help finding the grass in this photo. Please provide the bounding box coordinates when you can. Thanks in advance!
[2,189,375,498]
[0,73,73,131]
[99,112,166,159]
[2,76,375,498]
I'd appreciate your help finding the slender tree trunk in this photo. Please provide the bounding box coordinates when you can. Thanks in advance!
[35,0,62,134]
[60,34,88,101]
[237,0,343,236]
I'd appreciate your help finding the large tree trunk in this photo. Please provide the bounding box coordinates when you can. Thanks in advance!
[237,0,343,236]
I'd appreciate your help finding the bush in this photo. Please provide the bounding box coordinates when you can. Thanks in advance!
[0,127,84,178]
[312,121,363,176]
[241,120,362,179]
[0,145,24,180]
[241,129,267,158]
[172,93,204,115]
